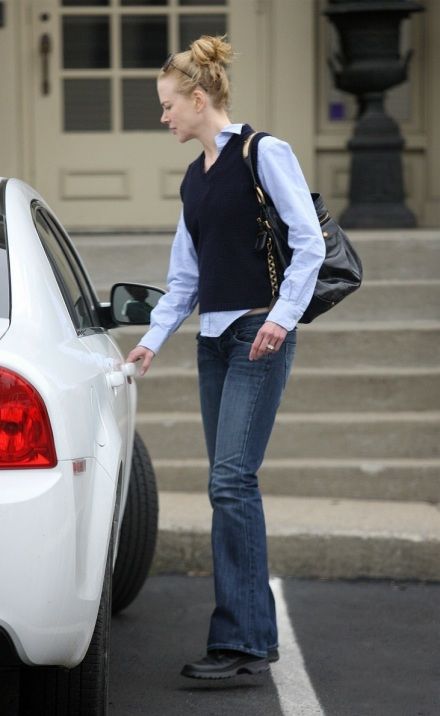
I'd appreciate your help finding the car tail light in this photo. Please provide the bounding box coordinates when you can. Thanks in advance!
[0,368,57,468]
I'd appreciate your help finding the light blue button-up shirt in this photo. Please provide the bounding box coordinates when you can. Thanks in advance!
[139,123,326,354]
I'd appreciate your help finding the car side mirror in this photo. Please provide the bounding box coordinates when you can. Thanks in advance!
[110,283,165,325]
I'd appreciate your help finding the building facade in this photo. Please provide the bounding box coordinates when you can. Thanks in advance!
[1,0,438,230]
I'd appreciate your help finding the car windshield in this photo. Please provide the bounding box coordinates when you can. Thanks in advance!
[0,193,9,319]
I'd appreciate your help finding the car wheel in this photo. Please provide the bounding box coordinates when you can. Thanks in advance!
[112,431,158,614]
[19,536,113,716]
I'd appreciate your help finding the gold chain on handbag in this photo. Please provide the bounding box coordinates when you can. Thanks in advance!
[266,234,279,299]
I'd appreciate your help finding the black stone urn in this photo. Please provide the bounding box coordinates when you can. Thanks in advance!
[324,0,424,228]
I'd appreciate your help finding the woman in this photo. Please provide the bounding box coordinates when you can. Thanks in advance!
[127,35,325,680]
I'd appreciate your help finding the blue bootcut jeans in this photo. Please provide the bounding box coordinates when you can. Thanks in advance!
[196,312,297,658]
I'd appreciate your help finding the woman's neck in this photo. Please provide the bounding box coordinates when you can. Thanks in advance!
[198,111,232,167]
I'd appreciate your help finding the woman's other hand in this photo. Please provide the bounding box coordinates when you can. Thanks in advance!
[126,346,155,376]
[249,321,287,361]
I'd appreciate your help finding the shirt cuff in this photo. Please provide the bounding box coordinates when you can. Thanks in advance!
[267,297,306,332]
[137,325,169,355]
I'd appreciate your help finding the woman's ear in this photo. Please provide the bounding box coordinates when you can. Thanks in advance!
[193,88,207,112]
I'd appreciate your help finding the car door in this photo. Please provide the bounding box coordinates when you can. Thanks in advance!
[32,204,135,485]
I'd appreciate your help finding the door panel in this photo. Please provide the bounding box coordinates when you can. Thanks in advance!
[81,331,133,482]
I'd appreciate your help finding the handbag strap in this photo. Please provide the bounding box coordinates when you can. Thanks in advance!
[242,132,268,210]
[243,132,280,302]
[242,131,276,235]
[243,132,330,227]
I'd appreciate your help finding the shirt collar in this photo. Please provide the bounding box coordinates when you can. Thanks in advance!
[214,123,244,151]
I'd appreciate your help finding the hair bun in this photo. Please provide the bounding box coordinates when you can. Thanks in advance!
[190,35,233,68]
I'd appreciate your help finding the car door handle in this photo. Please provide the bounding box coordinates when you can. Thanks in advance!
[107,363,136,388]
[121,362,137,377]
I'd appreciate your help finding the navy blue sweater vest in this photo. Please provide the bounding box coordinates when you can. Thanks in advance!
[180,124,273,314]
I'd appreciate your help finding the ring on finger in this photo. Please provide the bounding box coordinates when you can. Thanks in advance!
[267,344,275,351]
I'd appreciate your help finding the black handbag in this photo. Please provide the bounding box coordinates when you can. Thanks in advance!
[243,132,363,323]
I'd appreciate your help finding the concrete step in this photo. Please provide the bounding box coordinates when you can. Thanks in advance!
[135,367,440,413]
[112,321,440,369]
[352,232,440,281]
[323,280,440,321]
[152,491,440,580]
[73,231,440,287]
[152,458,440,503]
[74,235,172,288]
[137,411,440,461]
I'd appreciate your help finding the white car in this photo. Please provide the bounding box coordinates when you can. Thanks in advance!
[0,178,163,713]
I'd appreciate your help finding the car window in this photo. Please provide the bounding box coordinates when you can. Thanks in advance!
[33,208,95,331]
[42,209,101,327]
[0,182,10,319]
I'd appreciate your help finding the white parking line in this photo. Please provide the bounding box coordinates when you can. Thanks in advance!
[270,578,324,716]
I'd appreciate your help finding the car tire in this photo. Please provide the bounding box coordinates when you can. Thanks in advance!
[112,431,158,614]
[19,535,113,716]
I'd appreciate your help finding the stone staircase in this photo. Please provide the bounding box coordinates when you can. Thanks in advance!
[73,230,440,579]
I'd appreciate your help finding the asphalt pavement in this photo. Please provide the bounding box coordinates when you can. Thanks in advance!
[109,575,440,716]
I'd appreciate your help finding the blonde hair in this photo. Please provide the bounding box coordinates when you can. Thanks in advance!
[159,35,234,110]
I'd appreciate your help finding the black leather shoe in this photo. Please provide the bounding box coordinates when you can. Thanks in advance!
[180,650,270,680]
[268,648,279,663]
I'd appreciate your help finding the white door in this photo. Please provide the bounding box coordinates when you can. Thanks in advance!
[29,0,244,230]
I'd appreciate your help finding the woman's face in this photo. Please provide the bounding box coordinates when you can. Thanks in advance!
[158,76,201,143]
